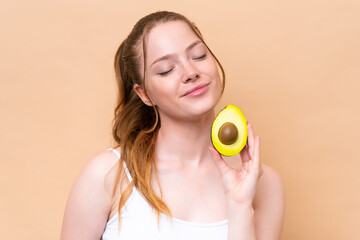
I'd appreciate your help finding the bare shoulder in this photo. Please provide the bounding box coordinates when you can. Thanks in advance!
[259,164,284,193]
[81,149,120,185]
[61,149,122,240]
[253,164,285,240]
[72,149,122,196]
[254,163,285,206]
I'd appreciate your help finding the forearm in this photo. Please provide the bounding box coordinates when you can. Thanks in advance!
[227,201,256,240]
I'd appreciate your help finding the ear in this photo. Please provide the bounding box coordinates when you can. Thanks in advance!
[134,84,153,106]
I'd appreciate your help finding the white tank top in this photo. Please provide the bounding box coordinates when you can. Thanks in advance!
[102,148,228,240]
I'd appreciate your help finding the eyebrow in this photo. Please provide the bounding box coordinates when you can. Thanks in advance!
[150,40,203,67]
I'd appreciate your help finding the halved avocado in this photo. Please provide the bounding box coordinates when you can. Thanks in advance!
[211,105,247,156]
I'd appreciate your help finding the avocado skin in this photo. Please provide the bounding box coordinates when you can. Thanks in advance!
[211,105,248,157]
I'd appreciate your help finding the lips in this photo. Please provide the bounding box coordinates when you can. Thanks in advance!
[182,83,210,97]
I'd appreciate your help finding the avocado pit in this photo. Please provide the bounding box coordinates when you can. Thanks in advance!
[218,122,238,145]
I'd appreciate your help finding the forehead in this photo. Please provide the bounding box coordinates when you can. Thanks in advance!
[144,21,201,61]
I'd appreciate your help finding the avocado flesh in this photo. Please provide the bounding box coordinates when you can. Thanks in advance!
[211,105,248,156]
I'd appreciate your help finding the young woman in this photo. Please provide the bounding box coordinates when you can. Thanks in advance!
[61,11,285,240]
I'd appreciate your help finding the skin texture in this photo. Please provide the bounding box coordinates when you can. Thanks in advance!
[61,21,285,240]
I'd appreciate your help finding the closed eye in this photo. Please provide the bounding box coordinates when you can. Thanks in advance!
[194,54,207,60]
[159,69,173,76]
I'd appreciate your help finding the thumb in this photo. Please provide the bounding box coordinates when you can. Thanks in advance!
[209,146,231,177]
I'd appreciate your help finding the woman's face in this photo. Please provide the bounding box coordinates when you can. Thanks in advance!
[138,20,222,121]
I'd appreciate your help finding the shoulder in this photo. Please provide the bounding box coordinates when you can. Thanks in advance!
[61,148,122,240]
[259,164,284,192]
[254,164,285,207]
[81,149,120,183]
[73,149,122,195]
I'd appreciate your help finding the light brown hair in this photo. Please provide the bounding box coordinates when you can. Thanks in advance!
[111,10,226,224]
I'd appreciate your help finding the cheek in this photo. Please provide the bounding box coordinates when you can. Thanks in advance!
[145,77,175,105]
[199,56,219,74]
[205,60,223,93]
[202,59,221,84]
[144,81,159,103]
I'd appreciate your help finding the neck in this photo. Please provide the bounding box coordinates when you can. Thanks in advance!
[155,110,216,168]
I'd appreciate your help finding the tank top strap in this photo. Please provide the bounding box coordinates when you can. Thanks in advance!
[107,148,133,182]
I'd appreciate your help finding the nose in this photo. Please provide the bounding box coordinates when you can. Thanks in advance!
[184,72,200,83]
[182,61,200,83]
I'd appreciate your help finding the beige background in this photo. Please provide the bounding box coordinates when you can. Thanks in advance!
[1,0,359,239]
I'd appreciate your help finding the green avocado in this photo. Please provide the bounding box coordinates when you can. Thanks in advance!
[211,105,248,156]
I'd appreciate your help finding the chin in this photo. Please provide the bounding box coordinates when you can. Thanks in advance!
[183,97,218,120]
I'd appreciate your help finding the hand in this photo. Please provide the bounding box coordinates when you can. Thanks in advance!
[209,123,263,206]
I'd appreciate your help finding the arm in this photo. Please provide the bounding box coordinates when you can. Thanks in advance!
[253,165,285,240]
[60,150,120,240]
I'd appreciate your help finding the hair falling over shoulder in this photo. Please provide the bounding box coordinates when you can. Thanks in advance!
[110,11,226,227]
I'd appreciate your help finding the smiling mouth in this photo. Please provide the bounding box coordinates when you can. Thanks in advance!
[182,83,210,97]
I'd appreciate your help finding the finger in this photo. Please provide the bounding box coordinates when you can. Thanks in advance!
[251,136,261,171]
[209,146,231,176]
[240,145,251,162]
[247,123,255,157]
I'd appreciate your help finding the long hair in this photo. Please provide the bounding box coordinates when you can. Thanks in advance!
[111,11,226,225]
